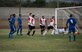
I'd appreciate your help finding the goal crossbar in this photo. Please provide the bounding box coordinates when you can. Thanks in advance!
[55,6,82,29]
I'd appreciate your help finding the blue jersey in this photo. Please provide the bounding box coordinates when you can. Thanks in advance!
[12,17,15,25]
[18,17,22,25]
[8,18,13,25]
[66,17,77,28]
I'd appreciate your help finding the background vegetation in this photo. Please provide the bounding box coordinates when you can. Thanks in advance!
[0,0,82,7]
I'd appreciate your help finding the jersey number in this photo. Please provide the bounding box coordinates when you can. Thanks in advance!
[70,19,73,23]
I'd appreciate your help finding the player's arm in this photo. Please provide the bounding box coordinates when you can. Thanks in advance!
[8,18,12,23]
[13,18,16,29]
[14,23,16,28]
[66,19,69,28]
[45,19,47,28]
[40,18,42,25]
[17,18,20,27]
[74,18,77,24]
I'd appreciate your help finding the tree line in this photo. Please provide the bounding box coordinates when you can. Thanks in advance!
[0,0,81,7]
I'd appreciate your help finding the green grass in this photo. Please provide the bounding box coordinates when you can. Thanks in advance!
[0,29,82,52]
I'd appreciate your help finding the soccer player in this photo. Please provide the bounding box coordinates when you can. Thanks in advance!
[57,27,68,34]
[27,13,32,35]
[43,16,55,36]
[8,14,14,38]
[12,14,16,33]
[27,15,36,36]
[66,14,77,42]
[17,14,22,35]
[40,16,47,35]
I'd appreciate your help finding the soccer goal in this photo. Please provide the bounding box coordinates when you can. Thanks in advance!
[55,6,82,34]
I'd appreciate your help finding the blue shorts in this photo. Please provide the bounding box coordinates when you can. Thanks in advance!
[68,27,76,33]
[18,25,22,29]
[9,25,14,32]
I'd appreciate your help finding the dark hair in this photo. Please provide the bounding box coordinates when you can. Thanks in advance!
[42,16,44,17]
[70,14,73,17]
[19,14,21,16]
[32,15,35,17]
[29,13,32,15]
[13,14,16,17]
[10,14,12,18]
[52,16,54,18]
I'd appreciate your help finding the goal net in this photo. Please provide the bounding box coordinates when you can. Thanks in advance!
[55,6,82,34]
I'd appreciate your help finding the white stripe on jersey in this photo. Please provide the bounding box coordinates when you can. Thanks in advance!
[48,19,54,26]
[31,18,35,26]
[28,16,33,25]
[40,18,46,26]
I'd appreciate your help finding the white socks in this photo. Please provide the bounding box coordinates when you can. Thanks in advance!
[43,30,47,36]
[51,30,55,35]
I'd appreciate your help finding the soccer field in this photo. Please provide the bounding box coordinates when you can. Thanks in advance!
[0,29,82,52]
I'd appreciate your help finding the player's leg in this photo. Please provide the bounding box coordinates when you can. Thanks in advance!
[17,25,20,35]
[51,26,55,35]
[9,30,13,38]
[40,25,45,35]
[20,25,22,35]
[19,25,22,35]
[41,26,44,34]
[42,26,45,34]
[9,25,14,38]
[27,25,32,36]
[51,29,55,35]
[32,26,35,36]
[12,25,16,34]
[14,25,16,33]
[72,28,76,41]
[68,28,72,42]
[43,26,50,36]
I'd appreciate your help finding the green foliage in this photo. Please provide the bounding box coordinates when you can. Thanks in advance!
[0,0,19,7]
[32,0,46,7]
[0,0,81,7]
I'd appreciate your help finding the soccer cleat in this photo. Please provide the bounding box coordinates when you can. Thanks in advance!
[32,31,35,36]
[43,31,47,36]
[51,30,55,35]
[27,32,30,36]
[20,34,23,36]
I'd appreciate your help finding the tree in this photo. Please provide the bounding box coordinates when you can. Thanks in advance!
[33,0,46,7]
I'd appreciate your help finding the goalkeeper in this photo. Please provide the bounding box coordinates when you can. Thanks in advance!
[66,14,77,42]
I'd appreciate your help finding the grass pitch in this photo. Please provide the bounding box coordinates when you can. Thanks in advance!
[0,29,82,52]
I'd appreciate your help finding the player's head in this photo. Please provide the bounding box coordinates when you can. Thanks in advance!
[29,13,32,16]
[19,14,21,17]
[13,14,16,18]
[32,15,35,18]
[10,14,12,18]
[52,16,55,19]
[42,16,45,19]
[69,14,73,18]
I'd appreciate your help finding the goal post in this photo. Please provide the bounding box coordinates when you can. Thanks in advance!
[55,6,82,34]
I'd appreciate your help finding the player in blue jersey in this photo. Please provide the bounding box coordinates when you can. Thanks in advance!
[8,14,14,38]
[12,14,16,33]
[17,14,22,35]
[66,14,77,42]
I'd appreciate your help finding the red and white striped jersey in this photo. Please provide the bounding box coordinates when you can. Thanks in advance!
[48,18,55,26]
[31,18,35,26]
[27,16,33,25]
[40,18,46,26]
